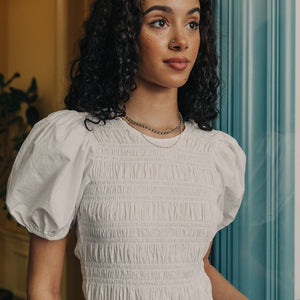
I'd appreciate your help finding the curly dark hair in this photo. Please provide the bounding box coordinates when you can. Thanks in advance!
[64,0,220,131]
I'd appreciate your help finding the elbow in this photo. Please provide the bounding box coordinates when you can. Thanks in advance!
[27,285,62,300]
[203,257,213,275]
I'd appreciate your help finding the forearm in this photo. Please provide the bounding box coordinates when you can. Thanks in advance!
[27,234,66,300]
[204,261,249,300]
[27,268,62,300]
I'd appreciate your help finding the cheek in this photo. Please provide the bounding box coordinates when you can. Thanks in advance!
[193,35,201,51]
[191,36,201,60]
[138,31,164,63]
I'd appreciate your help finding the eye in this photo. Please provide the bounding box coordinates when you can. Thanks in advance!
[150,19,168,28]
[188,21,200,30]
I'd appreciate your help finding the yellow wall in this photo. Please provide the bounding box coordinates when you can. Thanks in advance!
[4,0,64,114]
[0,0,8,74]
[1,0,94,114]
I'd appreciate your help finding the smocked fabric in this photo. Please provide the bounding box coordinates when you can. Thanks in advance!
[6,109,246,300]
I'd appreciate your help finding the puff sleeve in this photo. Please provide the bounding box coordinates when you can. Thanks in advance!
[6,110,92,240]
[214,131,247,231]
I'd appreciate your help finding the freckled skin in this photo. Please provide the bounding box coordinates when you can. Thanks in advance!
[136,0,201,89]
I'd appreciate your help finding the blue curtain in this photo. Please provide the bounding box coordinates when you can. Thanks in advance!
[211,1,295,299]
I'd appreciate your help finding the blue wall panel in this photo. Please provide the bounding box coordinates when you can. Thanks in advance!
[211,0,295,299]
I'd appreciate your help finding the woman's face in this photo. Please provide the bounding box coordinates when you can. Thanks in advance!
[136,0,201,89]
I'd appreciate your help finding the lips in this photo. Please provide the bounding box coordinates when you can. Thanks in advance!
[163,57,189,70]
[164,57,189,63]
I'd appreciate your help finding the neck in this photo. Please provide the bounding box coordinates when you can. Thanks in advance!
[122,77,181,130]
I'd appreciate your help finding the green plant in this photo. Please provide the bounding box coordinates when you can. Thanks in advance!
[0,72,40,209]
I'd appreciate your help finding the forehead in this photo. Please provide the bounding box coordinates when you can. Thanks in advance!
[142,0,200,12]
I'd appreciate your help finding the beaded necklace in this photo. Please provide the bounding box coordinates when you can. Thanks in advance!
[121,112,185,148]
[122,112,184,135]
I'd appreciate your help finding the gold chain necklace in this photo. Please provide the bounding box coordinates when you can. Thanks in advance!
[122,112,184,135]
[139,124,184,148]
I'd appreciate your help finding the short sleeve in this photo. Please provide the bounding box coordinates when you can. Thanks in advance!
[214,132,246,231]
[6,110,92,240]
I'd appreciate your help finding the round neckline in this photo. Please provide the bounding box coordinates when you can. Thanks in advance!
[117,116,190,143]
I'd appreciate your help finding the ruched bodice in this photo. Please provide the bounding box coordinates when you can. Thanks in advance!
[6,110,246,300]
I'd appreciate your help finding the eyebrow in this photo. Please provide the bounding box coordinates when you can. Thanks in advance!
[144,5,200,16]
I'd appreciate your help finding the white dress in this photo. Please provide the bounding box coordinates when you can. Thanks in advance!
[6,109,246,300]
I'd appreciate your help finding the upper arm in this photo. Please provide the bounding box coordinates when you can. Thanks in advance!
[27,233,67,299]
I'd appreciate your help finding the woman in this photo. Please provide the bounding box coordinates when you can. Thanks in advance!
[6,0,248,299]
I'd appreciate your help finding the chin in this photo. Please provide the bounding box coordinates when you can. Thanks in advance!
[160,77,190,88]
[166,72,192,86]
[136,73,190,89]
[166,82,188,88]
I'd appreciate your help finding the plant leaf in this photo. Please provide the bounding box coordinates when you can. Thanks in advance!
[27,77,37,95]
[27,94,38,104]
[4,72,20,87]
[13,132,29,151]
[0,189,6,198]
[0,73,4,88]
[26,106,40,127]
[0,92,9,106]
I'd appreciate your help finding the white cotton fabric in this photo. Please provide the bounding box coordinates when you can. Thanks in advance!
[6,109,246,300]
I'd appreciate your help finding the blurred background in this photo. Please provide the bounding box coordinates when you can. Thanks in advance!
[0,1,93,299]
[0,0,299,300]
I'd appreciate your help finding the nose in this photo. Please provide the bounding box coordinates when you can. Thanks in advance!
[169,28,188,51]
